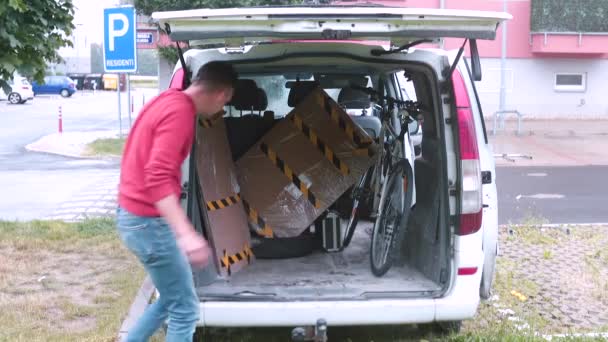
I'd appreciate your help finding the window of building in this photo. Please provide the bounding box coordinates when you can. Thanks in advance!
[554,73,586,92]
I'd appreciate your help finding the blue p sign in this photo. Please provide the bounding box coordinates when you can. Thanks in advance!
[103,7,137,73]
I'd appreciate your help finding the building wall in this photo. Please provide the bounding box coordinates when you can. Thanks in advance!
[476,58,608,119]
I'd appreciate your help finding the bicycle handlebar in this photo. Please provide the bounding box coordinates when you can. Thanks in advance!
[349,84,420,111]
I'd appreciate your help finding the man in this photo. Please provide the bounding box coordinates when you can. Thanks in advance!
[116,61,237,341]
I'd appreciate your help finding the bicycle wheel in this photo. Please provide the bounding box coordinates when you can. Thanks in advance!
[370,162,410,277]
[342,167,372,248]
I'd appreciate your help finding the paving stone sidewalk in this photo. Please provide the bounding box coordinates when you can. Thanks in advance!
[46,173,119,221]
[489,224,608,334]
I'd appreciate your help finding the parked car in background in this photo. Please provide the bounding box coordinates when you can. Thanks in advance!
[31,76,77,97]
[0,75,34,104]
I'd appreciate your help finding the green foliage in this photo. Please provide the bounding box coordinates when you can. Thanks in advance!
[531,0,608,32]
[0,0,75,93]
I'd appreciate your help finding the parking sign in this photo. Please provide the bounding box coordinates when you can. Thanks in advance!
[103,7,137,73]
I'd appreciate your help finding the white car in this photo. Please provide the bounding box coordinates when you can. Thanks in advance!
[153,6,506,338]
[0,76,34,104]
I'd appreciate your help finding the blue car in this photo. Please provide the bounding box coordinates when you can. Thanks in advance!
[31,76,77,97]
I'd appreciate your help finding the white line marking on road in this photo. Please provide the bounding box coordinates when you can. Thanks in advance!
[517,193,565,200]
[527,172,547,177]
[501,223,608,229]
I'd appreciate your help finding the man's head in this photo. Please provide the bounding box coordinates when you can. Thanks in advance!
[187,61,237,117]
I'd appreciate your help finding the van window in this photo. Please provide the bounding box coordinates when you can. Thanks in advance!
[225,74,373,118]
[395,71,417,101]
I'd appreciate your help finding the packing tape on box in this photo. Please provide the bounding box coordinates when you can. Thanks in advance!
[322,95,373,148]
[260,142,322,209]
[289,114,349,176]
[220,244,253,276]
[206,193,242,211]
[242,199,274,238]
[198,117,215,128]
[198,111,225,128]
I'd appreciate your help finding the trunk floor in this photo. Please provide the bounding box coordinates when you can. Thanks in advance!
[197,222,441,299]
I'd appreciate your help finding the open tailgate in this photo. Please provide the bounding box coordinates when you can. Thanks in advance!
[152,7,511,46]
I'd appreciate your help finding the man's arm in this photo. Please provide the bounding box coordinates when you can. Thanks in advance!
[155,194,194,238]
[144,102,210,267]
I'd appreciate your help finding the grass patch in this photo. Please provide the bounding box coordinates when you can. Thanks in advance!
[0,218,145,342]
[509,225,558,245]
[84,137,125,157]
[0,218,118,253]
[543,250,553,259]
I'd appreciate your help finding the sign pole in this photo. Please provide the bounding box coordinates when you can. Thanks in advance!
[127,74,132,129]
[117,80,122,138]
[103,5,137,139]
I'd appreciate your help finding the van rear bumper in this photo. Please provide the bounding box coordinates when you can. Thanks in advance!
[199,299,436,327]
[197,262,482,327]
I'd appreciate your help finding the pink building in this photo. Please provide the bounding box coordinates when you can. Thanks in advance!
[338,0,608,118]
[153,1,608,118]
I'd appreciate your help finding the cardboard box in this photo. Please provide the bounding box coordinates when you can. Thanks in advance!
[195,115,254,277]
[236,87,377,238]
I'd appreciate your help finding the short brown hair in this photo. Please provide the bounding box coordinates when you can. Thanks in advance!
[193,61,238,91]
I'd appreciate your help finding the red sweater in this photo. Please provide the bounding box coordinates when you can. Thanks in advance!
[118,89,196,217]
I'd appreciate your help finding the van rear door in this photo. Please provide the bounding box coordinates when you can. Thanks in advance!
[152,7,511,48]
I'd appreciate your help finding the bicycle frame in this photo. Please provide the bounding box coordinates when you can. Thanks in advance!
[368,106,413,216]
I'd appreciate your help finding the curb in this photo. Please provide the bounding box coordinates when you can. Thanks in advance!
[24,143,91,159]
[500,223,608,229]
[24,130,122,160]
[118,276,156,341]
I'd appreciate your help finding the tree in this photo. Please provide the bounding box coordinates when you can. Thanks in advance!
[0,0,75,92]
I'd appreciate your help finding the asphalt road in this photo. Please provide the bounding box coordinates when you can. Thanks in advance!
[0,90,155,220]
[496,166,608,225]
[1,92,606,224]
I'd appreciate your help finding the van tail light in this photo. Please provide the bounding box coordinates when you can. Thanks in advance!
[457,267,478,276]
[452,70,482,236]
[22,86,30,90]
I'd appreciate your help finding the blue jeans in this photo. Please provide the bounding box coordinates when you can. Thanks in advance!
[116,207,200,342]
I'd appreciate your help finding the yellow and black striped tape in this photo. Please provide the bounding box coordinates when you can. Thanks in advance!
[198,117,215,128]
[206,193,241,211]
[354,147,375,158]
[323,96,373,148]
[242,199,274,238]
[220,244,253,276]
[259,142,321,209]
[289,114,349,176]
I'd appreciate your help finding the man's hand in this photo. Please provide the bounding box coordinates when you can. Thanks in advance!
[155,194,212,268]
[177,229,211,268]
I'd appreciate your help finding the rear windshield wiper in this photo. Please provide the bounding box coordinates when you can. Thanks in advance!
[371,39,434,56]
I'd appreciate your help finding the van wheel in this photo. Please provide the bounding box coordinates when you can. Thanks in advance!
[480,243,497,300]
[60,89,70,97]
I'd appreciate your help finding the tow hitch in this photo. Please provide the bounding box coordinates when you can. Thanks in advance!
[291,319,328,342]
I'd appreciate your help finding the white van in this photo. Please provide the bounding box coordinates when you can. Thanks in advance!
[152,6,507,338]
